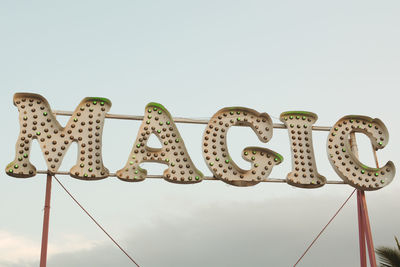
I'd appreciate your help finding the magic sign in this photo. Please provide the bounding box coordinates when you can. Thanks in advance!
[5,93,396,191]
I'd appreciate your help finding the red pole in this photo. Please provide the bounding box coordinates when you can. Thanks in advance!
[39,174,52,267]
[350,133,377,267]
[357,190,367,267]
[360,191,377,267]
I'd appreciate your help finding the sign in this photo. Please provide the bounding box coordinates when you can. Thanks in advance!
[5,93,396,191]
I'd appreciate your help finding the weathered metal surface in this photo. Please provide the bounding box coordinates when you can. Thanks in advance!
[117,103,204,184]
[6,93,111,180]
[280,111,326,188]
[327,115,395,190]
[202,107,282,186]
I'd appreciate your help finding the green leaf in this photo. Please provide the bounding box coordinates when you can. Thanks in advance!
[376,246,400,267]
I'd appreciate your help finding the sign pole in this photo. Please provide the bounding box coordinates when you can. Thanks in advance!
[350,133,377,267]
[39,173,52,267]
[357,189,367,266]
[359,190,377,266]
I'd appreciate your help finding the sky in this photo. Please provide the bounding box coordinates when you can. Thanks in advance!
[0,0,399,266]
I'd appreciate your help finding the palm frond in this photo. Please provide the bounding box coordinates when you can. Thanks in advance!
[376,246,400,267]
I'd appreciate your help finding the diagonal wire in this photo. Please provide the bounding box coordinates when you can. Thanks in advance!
[53,175,141,267]
[293,188,356,266]
[53,171,353,267]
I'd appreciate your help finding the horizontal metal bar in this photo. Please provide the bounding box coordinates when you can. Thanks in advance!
[36,170,345,184]
[53,110,332,131]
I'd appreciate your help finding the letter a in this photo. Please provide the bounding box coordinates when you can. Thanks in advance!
[117,103,203,183]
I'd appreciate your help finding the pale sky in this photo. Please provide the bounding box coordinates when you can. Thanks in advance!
[1,1,399,266]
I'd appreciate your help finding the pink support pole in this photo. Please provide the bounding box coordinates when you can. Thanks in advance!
[350,133,377,267]
[357,190,367,267]
[359,191,377,267]
[39,174,52,267]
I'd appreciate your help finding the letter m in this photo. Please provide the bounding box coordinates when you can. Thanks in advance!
[5,93,111,180]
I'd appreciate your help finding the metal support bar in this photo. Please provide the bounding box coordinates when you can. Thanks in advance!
[350,133,377,267]
[35,170,346,184]
[52,110,332,131]
[39,174,52,267]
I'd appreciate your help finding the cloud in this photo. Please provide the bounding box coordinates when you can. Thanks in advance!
[34,192,374,267]
[0,230,98,267]
[0,231,39,267]
[3,189,399,267]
